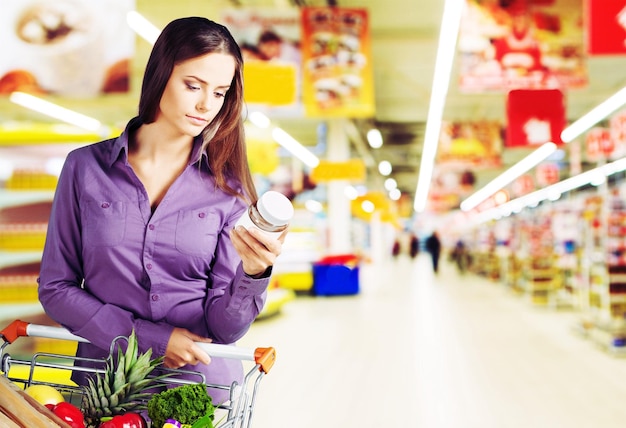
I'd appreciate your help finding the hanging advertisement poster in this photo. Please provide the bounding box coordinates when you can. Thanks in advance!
[609,109,626,160]
[585,127,613,162]
[458,0,586,92]
[512,174,535,197]
[221,8,303,117]
[437,120,503,168]
[0,0,134,97]
[586,0,626,55]
[536,162,560,186]
[427,165,477,212]
[300,7,375,118]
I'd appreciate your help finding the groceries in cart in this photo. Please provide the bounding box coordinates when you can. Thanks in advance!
[1,320,276,428]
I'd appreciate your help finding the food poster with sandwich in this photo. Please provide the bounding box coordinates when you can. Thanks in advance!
[221,7,304,118]
[301,7,375,118]
[431,120,503,213]
[437,120,503,168]
[427,165,479,213]
[457,0,587,92]
[0,0,135,97]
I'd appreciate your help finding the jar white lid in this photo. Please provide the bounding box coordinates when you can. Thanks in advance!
[257,191,294,226]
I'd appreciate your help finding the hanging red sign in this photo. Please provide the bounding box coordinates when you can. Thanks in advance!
[586,0,626,55]
[506,89,565,147]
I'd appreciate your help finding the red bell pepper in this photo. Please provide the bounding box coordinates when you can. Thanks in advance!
[47,402,85,428]
[99,413,146,428]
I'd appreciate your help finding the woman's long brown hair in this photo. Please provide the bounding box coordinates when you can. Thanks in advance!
[138,16,257,203]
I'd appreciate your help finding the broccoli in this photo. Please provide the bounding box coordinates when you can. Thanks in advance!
[147,383,215,428]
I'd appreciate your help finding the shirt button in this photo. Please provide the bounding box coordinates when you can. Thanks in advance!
[146,263,153,270]
[198,212,206,218]
[101,202,110,208]
[149,224,155,230]
[151,294,159,301]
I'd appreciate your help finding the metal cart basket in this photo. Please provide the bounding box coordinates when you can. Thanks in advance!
[0,320,276,428]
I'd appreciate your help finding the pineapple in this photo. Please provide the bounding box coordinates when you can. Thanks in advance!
[80,330,168,427]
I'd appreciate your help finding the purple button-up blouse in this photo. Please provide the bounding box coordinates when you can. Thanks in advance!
[38,118,269,401]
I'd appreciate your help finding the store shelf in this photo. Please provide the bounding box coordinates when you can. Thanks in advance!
[0,251,42,268]
[0,189,54,209]
[0,302,44,321]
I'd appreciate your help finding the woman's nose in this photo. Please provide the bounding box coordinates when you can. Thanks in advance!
[196,94,211,112]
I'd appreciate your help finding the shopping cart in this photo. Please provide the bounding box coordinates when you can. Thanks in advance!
[0,320,276,428]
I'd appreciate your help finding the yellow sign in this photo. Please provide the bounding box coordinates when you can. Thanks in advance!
[243,62,297,106]
[310,159,365,182]
[0,123,120,145]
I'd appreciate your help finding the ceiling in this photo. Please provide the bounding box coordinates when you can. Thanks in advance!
[3,0,626,214]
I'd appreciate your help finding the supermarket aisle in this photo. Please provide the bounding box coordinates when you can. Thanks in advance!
[239,253,626,428]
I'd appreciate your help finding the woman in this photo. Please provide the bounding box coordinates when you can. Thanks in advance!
[37,17,286,403]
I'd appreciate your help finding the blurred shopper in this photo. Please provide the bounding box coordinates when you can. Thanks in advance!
[425,231,442,274]
[409,233,420,259]
[392,238,401,258]
[451,239,470,274]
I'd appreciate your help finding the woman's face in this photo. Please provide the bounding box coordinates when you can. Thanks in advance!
[157,52,236,137]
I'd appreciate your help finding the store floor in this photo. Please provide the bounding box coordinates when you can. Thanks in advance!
[238,253,626,428]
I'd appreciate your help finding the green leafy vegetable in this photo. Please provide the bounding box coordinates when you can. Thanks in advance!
[147,383,215,428]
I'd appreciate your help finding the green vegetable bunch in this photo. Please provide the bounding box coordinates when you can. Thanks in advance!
[147,383,215,428]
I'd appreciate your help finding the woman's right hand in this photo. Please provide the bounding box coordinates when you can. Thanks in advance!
[163,327,212,369]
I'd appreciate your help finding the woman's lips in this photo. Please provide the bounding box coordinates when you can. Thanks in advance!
[187,115,207,126]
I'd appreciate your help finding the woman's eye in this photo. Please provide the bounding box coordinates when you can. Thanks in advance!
[186,83,200,91]
[214,92,226,98]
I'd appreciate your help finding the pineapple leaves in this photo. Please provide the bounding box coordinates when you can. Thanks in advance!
[80,328,168,426]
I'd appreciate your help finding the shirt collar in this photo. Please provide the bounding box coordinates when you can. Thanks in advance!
[108,117,210,169]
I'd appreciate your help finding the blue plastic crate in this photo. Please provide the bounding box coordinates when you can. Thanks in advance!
[312,263,359,296]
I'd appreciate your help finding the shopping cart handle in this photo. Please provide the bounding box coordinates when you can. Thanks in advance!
[0,320,88,344]
[193,343,276,374]
[0,319,27,344]
[2,320,276,374]
[254,347,276,374]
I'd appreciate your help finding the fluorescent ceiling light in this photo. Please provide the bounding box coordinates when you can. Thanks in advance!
[361,200,375,213]
[460,142,557,212]
[305,199,323,213]
[272,127,320,168]
[414,0,465,213]
[249,111,271,128]
[127,11,160,44]
[378,160,392,176]
[389,188,401,201]
[10,92,103,132]
[344,186,359,200]
[367,128,383,148]
[471,155,626,225]
[248,111,319,168]
[384,177,397,191]
[561,86,626,143]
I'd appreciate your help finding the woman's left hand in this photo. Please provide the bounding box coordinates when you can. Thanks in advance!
[229,226,287,277]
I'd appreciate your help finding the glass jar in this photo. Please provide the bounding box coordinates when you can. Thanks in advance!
[235,190,294,238]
